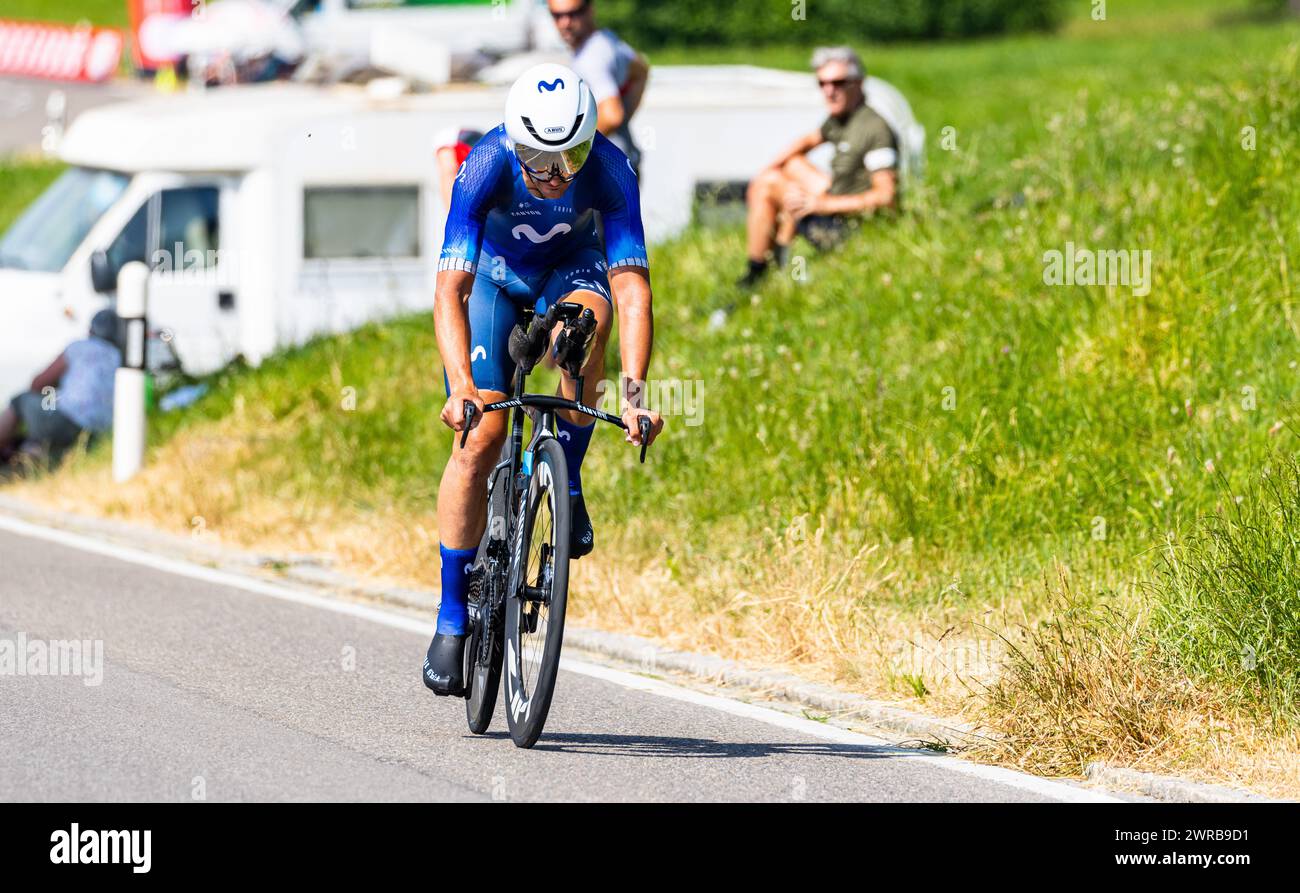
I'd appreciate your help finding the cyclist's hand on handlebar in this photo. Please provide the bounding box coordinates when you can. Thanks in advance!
[441,388,485,434]
[622,406,663,448]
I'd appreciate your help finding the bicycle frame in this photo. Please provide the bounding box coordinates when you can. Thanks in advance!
[460,305,653,740]
[478,362,629,565]
[461,302,649,512]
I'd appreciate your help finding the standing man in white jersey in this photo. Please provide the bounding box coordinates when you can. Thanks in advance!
[548,0,649,175]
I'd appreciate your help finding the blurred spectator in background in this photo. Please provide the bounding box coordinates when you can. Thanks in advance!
[435,127,485,212]
[738,47,899,288]
[0,309,121,466]
[548,0,649,175]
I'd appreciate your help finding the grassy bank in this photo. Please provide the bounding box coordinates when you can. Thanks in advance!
[0,161,62,228]
[0,1,129,27]
[5,0,1300,794]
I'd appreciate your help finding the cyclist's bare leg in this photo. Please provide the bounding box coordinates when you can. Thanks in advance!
[436,387,509,550]
[551,288,614,425]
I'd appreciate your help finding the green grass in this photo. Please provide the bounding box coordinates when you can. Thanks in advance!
[0,0,129,27]
[0,161,63,229]
[6,0,1300,767]
[1154,459,1300,721]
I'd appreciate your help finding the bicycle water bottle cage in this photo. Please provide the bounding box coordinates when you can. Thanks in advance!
[552,307,598,380]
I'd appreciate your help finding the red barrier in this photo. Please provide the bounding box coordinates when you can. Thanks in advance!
[0,19,124,82]
[129,0,192,71]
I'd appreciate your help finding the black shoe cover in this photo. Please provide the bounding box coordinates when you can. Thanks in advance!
[422,632,467,696]
[570,491,594,559]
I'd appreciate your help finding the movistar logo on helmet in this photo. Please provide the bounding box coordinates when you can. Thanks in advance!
[537,78,565,93]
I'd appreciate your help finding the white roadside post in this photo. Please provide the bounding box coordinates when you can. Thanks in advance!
[113,262,149,483]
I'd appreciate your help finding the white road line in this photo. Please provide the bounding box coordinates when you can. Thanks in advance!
[0,512,1122,802]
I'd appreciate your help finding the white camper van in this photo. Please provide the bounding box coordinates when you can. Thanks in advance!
[0,69,922,401]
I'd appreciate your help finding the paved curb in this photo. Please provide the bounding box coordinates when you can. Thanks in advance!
[1084,763,1279,803]
[0,493,1285,802]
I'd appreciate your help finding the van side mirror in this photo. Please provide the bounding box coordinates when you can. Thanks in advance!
[90,250,115,293]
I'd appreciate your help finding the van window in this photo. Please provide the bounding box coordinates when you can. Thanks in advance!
[0,167,129,273]
[303,186,420,260]
[106,202,148,279]
[158,187,220,272]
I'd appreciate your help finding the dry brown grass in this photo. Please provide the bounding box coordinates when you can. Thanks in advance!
[566,515,1015,715]
[7,426,445,590]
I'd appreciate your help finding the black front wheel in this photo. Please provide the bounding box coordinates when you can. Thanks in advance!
[503,437,570,749]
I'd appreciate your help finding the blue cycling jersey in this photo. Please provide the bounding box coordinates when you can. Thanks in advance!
[438,125,648,281]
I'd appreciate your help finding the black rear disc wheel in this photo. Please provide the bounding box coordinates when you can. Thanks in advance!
[504,438,570,749]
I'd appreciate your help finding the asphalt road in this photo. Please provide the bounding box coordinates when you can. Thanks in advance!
[0,518,1121,802]
[0,75,151,156]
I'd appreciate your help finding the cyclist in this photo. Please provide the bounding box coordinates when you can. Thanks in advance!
[423,63,664,696]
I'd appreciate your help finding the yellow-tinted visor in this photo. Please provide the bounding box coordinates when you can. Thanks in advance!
[515,138,594,182]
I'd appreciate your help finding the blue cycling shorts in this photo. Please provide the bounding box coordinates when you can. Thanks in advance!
[443,245,612,396]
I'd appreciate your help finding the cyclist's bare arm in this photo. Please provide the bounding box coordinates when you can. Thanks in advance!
[434,268,484,431]
[609,266,662,446]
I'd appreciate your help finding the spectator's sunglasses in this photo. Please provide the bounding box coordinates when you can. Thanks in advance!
[818,77,853,90]
[551,2,590,22]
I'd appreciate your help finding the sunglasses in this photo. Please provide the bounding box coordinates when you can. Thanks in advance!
[551,2,590,21]
[818,78,852,90]
[521,161,580,184]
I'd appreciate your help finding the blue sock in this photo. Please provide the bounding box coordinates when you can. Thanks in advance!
[555,416,595,496]
[436,544,476,635]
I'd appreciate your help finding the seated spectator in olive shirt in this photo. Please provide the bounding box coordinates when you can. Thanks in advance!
[740,46,899,288]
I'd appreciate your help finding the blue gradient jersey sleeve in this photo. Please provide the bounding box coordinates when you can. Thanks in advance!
[438,127,511,274]
[589,134,648,271]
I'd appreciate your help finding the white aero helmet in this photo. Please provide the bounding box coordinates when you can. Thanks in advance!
[504,62,597,182]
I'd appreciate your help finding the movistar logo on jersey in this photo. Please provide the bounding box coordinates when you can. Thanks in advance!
[512,222,572,244]
[537,78,565,93]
